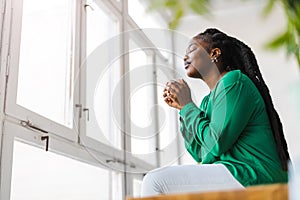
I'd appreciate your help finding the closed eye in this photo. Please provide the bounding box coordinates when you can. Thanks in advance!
[186,48,197,54]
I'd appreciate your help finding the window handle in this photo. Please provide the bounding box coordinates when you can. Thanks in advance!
[20,120,48,134]
[84,4,94,11]
[41,136,49,151]
[75,104,82,118]
[83,108,89,121]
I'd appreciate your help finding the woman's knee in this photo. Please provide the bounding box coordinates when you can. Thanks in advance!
[142,170,161,189]
[141,167,171,196]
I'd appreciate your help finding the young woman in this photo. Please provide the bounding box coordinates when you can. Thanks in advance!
[141,28,290,197]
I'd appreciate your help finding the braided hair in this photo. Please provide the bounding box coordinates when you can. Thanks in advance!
[195,28,290,171]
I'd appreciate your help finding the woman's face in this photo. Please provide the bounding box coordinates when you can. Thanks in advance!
[184,38,212,79]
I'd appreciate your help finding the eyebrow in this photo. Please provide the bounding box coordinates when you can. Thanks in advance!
[186,42,199,54]
[187,43,198,49]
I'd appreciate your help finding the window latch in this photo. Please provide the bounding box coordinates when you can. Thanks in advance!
[41,136,49,151]
[84,4,94,11]
[20,120,49,151]
[75,104,82,118]
[20,120,48,134]
[83,108,89,121]
[75,104,89,121]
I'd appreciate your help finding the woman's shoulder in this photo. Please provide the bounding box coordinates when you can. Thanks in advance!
[212,70,242,93]
[222,69,245,84]
[212,69,260,100]
[217,69,255,90]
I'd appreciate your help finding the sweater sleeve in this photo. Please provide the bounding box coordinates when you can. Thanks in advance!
[179,116,202,162]
[179,95,215,163]
[179,80,256,160]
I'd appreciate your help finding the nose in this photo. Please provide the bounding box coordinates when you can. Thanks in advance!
[184,54,188,62]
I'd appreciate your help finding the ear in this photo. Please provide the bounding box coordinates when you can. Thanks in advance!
[209,48,222,60]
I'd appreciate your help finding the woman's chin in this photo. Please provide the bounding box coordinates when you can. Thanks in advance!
[186,70,202,79]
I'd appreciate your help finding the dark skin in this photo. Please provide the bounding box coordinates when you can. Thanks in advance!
[163,38,227,110]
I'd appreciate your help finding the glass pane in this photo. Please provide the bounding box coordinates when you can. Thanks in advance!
[85,0,121,149]
[16,0,75,128]
[10,140,122,200]
[133,178,143,197]
[127,11,170,61]
[129,40,159,167]
[86,0,119,56]
[128,0,166,29]
[129,40,156,156]
[155,56,181,166]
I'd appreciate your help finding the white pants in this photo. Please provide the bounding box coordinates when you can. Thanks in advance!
[141,164,244,197]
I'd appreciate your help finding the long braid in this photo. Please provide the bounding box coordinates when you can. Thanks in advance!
[196,28,290,170]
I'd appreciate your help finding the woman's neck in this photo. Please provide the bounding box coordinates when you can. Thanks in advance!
[203,70,228,91]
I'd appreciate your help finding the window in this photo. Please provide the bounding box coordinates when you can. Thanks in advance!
[128,1,169,60]
[5,0,78,141]
[10,140,122,200]
[82,0,122,149]
[154,54,181,166]
[129,39,153,154]
[86,0,119,56]
[1,0,171,199]
[16,0,75,128]
[129,39,158,166]
[128,0,166,29]
[133,178,143,198]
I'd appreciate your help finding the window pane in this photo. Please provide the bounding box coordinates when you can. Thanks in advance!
[16,0,74,128]
[85,0,121,149]
[128,0,166,29]
[10,140,122,200]
[155,56,180,166]
[129,40,156,156]
[127,7,170,61]
[129,40,158,166]
[133,178,143,197]
[86,0,119,56]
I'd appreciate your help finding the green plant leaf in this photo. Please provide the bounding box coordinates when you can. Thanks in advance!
[165,0,178,7]
[169,8,184,29]
[296,53,300,67]
[265,31,289,50]
[147,0,165,11]
[188,0,210,15]
[147,0,181,11]
[262,0,276,18]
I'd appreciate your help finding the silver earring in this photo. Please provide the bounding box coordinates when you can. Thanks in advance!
[211,57,218,63]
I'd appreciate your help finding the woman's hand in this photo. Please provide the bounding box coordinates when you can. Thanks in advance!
[163,79,193,110]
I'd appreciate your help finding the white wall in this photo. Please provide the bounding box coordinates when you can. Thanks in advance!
[175,1,300,162]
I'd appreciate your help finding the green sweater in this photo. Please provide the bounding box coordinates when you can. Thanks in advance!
[179,70,287,186]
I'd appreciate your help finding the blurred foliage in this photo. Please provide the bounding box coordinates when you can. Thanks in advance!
[264,0,300,67]
[148,0,300,68]
[148,0,210,29]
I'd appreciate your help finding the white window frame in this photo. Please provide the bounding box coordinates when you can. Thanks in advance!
[0,120,127,199]
[0,0,10,158]
[78,0,125,159]
[0,0,176,198]
[127,35,160,166]
[4,0,80,141]
[78,1,156,195]
[126,25,182,167]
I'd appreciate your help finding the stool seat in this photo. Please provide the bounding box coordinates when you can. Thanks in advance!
[126,183,288,200]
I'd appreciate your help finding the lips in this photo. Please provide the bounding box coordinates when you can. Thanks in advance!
[184,62,191,69]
